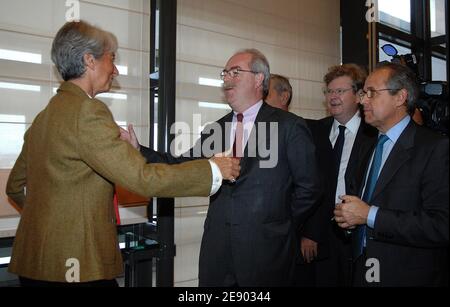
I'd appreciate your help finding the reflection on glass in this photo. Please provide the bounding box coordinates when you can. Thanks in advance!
[0,257,11,265]
[378,0,411,33]
[379,39,411,63]
[199,77,223,88]
[116,65,128,76]
[97,93,127,100]
[0,115,26,169]
[0,49,42,64]
[52,87,127,100]
[430,0,446,38]
[432,57,447,81]
[198,102,231,110]
[0,82,40,92]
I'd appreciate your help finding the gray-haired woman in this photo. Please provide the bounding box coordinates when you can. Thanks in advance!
[7,21,238,287]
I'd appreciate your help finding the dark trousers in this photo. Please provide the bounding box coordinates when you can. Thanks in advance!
[294,224,352,287]
[19,276,119,287]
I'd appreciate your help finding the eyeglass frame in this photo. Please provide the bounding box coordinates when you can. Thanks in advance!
[359,88,401,99]
[220,67,258,80]
[322,87,355,96]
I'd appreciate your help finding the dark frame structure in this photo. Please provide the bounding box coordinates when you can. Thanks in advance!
[341,0,448,90]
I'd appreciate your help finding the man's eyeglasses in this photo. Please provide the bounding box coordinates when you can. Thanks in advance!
[359,88,401,99]
[220,68,258,80]
[323,88,354,96]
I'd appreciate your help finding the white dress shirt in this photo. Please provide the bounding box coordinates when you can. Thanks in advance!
[329,112,362,204]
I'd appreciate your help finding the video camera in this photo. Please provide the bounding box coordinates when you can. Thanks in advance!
[381,44,448,135]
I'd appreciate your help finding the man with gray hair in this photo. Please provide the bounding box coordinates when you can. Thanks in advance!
[122,48,321,286]
[335,62,449,286]
[266,74,292,111]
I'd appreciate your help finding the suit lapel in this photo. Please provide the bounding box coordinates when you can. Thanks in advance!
[371,121,415,202]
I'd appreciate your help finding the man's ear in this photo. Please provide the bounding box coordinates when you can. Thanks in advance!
[281,91,290,105]
[255,72,264,89]
[83,53,96,71]
[395,88,408,108]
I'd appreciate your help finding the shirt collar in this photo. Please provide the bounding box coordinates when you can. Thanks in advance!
[332,111,361,135]
[234,100,263,118]
[384,115,411,143]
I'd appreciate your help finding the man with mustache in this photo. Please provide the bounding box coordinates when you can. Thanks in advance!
[296,64,377,286]
[334,62,448,286]
[122,49,321,286]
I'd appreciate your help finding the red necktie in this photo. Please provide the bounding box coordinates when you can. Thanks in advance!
[232,113,244,158]
[113,191,121,225]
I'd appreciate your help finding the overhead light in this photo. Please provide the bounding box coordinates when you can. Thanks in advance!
[199,101,231,110]
[116,65,128,76]
[0,49,42,64]
[199,77,223,88]
[0,82,40,92]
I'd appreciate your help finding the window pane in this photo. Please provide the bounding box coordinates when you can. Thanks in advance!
[432,57,447,81]
[378,39,411,63]
[0,115,26,169]
[430,0,446,38]
[378,0,411,33]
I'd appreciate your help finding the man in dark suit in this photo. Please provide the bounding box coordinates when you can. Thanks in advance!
[296,64,377,287]
[334,62,449,286]
[122,49,321,286]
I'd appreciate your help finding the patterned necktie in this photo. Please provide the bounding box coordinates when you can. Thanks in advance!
[232,113,244,158]
[353,134,389,259]
[333,125,346,175]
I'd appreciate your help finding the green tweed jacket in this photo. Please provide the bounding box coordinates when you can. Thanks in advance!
[6,82,211,282]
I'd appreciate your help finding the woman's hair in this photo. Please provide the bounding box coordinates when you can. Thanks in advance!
[51,20,118,81]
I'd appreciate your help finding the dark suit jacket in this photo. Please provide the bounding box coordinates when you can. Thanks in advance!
[301,116,377,260]
[140,102,321,286]
[355,121,449,286]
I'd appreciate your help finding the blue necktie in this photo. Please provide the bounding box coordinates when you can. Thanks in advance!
[353,134,389,259]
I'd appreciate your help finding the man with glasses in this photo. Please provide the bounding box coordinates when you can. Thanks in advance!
[121,49,320,286]
[334,62,449,286]
[295,64,377,287]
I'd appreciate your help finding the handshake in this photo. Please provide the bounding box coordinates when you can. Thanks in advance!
[120,124,241,183]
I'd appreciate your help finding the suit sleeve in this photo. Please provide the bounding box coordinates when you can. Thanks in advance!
[373,137,449,248]
[77,99,212,198]
[6,129,29,209]
[300,120,332,244]
[139,124,213,164]
[287,118,322,228]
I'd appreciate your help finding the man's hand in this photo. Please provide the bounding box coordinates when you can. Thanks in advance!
[211,157,240,182]
[301,237,318,263]
[334,195,370,229]
[119,124,140,150]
